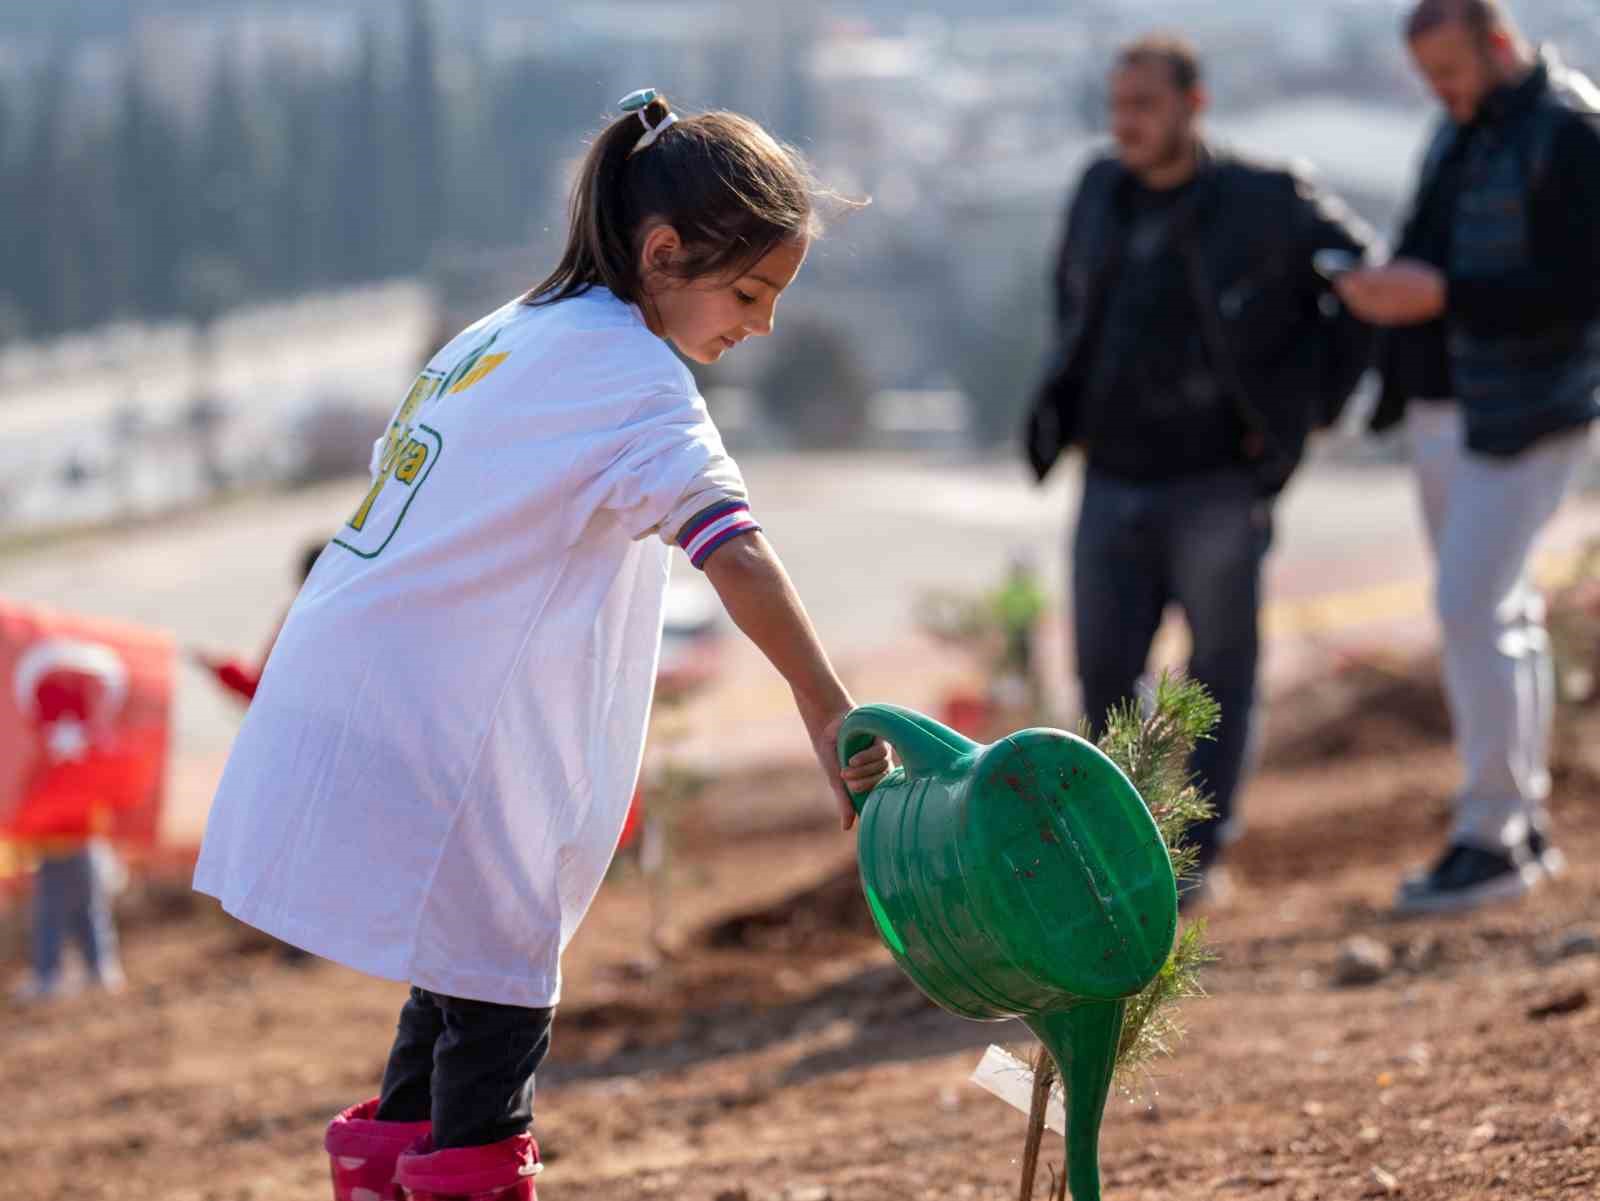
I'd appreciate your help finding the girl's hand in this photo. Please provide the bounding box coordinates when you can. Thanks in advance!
[807,708,892,831]
[841,734,892,795]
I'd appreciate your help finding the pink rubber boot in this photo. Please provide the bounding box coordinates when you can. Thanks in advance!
[325,1098,433,1201]
[396,1133,542,1201]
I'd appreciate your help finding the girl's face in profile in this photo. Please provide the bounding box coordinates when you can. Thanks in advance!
[639,231,809,365]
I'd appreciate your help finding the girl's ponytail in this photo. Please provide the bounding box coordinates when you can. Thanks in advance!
[527,90,854,308]
[528,95,675,307]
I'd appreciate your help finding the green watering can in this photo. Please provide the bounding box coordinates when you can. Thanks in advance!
[837,704,1178,1201]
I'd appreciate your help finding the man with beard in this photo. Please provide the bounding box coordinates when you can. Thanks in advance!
[1338,0,1600,914]
[1025,33,1375,904]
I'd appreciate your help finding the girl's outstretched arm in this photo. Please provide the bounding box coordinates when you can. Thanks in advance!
[703,532,889,828]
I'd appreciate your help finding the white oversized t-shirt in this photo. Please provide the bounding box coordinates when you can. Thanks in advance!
[193,288,758,1006]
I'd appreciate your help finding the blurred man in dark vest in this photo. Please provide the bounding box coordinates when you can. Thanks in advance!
[1340,0,1600,914]
[1025,34,1375,906]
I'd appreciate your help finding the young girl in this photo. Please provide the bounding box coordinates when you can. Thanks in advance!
[193,89,889,1201]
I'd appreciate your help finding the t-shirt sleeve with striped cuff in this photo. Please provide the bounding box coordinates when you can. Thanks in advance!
[675,498,762,569]
[599,385,757,560]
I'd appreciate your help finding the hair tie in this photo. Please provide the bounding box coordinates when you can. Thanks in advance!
[619,87,679,156]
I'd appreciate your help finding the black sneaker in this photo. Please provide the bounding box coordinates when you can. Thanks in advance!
[1526,826,1568,880]
[1401,826,1565,887]
[1394,843,1535,915]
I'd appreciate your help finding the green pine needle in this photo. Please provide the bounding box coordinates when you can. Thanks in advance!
[1058,673,1218,1091]
[1099,672,1218,1084]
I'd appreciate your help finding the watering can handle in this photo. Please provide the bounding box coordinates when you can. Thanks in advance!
[837,703,979,815]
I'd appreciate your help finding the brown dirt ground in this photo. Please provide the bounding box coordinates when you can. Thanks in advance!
[7,657,1600,1201]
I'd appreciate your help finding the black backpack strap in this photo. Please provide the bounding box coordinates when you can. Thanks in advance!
[1519,101,1565,195]
[1165,167,1288,481]
[1516,54,1600,194]
[1176,233,1283,477]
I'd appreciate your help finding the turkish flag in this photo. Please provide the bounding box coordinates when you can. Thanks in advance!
[0,600,173,853]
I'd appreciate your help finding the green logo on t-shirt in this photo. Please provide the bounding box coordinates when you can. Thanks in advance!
[332,329,510,561]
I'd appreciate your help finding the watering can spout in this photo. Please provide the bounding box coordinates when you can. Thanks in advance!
[837,703,980,814]
[1025,1002,1126,1201]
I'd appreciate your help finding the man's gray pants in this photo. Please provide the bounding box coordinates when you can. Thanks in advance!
[1407,402,1589,853]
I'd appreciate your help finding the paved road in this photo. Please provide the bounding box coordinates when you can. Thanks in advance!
[3,449,1597,840]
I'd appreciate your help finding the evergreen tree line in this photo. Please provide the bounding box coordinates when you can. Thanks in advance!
[0,2,601,345]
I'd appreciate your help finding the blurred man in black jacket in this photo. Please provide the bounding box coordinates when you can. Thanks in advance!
[1338,0,1600,915]
[1025,33,1375,904]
